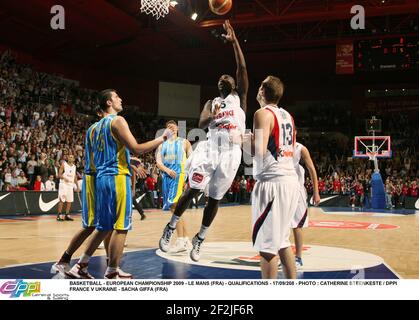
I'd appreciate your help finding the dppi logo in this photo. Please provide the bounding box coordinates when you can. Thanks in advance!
[0,280,41,298]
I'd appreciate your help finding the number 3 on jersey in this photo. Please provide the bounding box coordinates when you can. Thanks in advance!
[281,123,293,146]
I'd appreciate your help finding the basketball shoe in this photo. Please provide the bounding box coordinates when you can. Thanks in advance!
[50,261,70,274]
[105,269,133,279]
[65,263,94,279]
[295,256,303,270]
[159,223,176,252]
[169,237,192,254]
[190,234,205,262]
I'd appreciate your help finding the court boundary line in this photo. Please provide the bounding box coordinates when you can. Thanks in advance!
[0,247,402,280]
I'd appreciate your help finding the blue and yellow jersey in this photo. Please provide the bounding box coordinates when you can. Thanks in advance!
[161,137,187,210]
[84,122,99,176]
[161,137,186,175]
[91,114,131,178]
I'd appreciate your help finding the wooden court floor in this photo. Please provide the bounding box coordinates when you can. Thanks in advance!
[0,206,418,278]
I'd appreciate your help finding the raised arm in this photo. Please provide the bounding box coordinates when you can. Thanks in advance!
[111,116,174,155]
[222,20,248,112]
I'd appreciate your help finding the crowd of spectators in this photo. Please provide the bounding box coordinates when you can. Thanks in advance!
[0,53,92,192]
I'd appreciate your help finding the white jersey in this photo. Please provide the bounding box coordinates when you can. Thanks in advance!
[253,105,297,181]
[60,161,76,187]
[293,142,305,186]
[208,92,246,147]
[45,180,56,191]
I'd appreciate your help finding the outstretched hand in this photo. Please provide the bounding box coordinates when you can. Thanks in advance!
[163,123,176,140]
[221,20,237,43]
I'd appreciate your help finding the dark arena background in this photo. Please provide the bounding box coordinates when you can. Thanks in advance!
[0,0,418,302]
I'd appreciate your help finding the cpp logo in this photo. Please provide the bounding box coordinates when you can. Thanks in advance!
[0,280,41,298]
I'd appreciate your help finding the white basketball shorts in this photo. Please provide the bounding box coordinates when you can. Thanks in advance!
[291,186,309,229]
[187,141,242,200]
[252,176,299,254]
[58,184,74,203]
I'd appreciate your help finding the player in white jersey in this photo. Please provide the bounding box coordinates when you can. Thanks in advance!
[291,142,320,268]
[251,76,299,279]
[159,20,248,262]
[57,154,79,221]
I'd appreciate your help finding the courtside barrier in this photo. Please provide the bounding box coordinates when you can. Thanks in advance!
[0,191,82,216]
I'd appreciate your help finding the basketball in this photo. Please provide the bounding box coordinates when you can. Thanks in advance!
[209,0,232,16]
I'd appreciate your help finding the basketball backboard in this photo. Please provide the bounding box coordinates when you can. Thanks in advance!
[353,136,391,159]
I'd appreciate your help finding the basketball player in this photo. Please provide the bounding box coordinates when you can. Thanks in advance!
[159,20,248,262]
[66,89,175,279]
[55,106,135,278]
[56,154,79,221]
[251,76,299,279]
[51,107,103,274]
[156,120,192,253]
[291,142,320,268]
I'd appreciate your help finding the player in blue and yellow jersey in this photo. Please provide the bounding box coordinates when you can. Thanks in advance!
[51,107,103,275]
[156,120,192,253]
[66,89,175,279]
[81,116,100,229]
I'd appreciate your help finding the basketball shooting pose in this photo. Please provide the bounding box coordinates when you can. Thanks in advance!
[251,76,299,279]
[291,142,320,268]
[159,20,248,261]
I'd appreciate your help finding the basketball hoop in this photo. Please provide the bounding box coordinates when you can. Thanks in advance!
[354,136,391,173]
[140,0,171,20]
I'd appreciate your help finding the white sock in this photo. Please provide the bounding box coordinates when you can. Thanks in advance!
[169,215,180,229]
[78,254,90,264]
[106,267,117,275]
[198,225,209,239]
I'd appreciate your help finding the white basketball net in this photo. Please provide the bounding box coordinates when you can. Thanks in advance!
[140,0,171,20]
